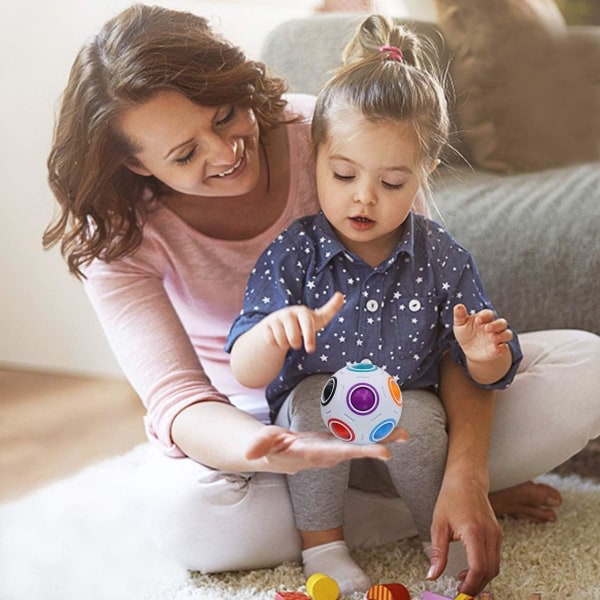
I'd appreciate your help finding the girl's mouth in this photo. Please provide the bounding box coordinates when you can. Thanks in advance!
[349,215,376,231]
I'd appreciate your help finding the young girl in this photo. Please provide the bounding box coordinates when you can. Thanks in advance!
[44,4,600,597]
[227,15,521,594]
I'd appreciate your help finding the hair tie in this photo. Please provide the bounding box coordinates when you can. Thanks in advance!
[379,45,404,62]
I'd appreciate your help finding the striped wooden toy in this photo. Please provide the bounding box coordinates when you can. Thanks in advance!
[274,592,311,600]
[366,582,410,600]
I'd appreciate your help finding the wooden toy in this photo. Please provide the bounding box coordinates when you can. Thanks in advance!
[306,572,340,600]
[454,594,475,600]
[478,593,494,600]
[422,592,451,600]
[321,360,402,444]
[274,592,311,600]
[366,582,410,600]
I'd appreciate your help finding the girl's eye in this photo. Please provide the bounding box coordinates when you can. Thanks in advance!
[333,173,354,181]
[382,181,405,190]
[216,106,235,127]
[175,147,196,165]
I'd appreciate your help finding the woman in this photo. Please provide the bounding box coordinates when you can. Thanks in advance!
[44,4,600,595]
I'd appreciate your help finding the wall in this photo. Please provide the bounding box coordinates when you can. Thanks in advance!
[0,0,435,378]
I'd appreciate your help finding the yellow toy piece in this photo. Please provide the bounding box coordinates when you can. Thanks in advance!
[453,594,475,600]
[306,573,340,600]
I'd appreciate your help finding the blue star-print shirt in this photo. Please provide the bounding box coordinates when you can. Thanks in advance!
[226,211,522,419]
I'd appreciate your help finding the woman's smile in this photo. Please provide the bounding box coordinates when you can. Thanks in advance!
[213,152,245,178]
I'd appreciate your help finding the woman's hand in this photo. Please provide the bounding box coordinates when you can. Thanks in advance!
[245,424,408,474]
[427,475,502,596]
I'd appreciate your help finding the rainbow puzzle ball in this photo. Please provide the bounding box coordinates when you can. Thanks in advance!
[320,360,402,445]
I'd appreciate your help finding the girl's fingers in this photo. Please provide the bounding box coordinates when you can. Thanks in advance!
[485,318,509,333]
[298,309,318,353]
[475,309,495,325]
[282,317,304,350]
[314,292,344,328]
[453,303,469,325]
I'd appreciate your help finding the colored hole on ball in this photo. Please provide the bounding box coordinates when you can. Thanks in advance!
[387,377,402,406]
[328,419,355,442]
[347,362,378,372]
[370,419,396,442]
[321,377,337,405]
[347,384,378,414]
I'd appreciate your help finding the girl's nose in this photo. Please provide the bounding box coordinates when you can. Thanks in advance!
[353,184,377,205]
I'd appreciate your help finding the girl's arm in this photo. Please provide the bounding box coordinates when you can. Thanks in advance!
[427,353,502,597]
[453,304,514,385]
[229,292,344,388]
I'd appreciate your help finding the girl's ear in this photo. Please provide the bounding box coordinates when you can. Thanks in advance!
[428,158,441,175]
[124,157,152,177]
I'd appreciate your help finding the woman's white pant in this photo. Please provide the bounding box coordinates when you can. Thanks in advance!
[137,330,600,573]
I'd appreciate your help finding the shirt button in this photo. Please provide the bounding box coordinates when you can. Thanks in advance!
[408,299,421,312]
[366,299,379,312]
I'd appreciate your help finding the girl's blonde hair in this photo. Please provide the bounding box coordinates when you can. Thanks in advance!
[312,15,450,190]
[44,4,289,278]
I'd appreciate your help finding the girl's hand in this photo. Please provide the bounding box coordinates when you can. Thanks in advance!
[245,424,408,475]
[453,304,513,363]
[262,292,345,354]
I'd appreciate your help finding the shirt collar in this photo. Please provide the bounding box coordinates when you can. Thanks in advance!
[312,211,416,274]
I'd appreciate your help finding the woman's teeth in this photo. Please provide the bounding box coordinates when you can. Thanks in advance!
[216,155,243,177]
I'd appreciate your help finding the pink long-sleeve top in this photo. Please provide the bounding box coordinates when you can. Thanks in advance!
[83,94,319,457]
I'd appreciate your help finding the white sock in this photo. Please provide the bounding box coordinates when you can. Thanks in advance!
[422,540,469,578]
[301,540,371,595]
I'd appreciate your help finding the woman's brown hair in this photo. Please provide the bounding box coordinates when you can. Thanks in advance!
[44,4,288,277]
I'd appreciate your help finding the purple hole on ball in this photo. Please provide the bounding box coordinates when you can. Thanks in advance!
[347,384,378,414]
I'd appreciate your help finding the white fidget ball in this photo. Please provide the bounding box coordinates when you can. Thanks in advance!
[320,359,402,445]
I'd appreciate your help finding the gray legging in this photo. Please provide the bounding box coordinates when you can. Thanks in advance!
[282,373,448,540]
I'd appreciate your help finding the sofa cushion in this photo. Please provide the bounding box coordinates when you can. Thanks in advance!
[432,162,600,335]
[434,0,600,173]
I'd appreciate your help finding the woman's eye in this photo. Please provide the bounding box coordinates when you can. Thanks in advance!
[216,106,235,127]
[175,147,196,165]
[333,173,354,181]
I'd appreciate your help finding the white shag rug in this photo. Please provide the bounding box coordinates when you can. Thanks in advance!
[1,444,599,600]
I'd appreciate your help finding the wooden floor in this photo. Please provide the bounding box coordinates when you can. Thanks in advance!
[0,368,146,502]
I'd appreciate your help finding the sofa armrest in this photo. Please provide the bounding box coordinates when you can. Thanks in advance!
[433,162,600,336]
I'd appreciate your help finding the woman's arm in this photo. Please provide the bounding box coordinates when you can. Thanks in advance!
[171,399,406,474]
[85,256,398,472]
[428,353,502,597]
